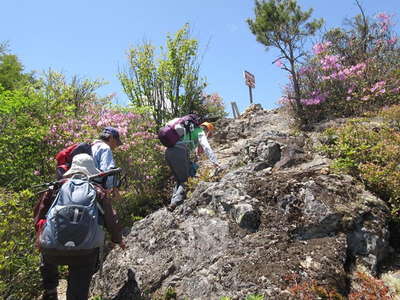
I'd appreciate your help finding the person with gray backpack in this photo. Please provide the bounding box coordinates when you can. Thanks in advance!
[34,153,126,300]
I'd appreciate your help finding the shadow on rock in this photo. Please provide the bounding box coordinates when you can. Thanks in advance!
[112,269,144,300]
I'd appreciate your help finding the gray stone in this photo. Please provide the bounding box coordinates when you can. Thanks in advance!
[89,106,394,300]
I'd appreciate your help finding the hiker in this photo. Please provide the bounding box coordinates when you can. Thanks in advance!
[34,153,125,300]
[165,121,221,211]
[91,126,123,200]
[54,126,123,183]
[55,143,92,180]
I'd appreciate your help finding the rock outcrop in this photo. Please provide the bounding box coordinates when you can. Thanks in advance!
[91,105,395,299]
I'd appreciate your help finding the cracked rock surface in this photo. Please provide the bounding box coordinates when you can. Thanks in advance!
[90,105,395,299]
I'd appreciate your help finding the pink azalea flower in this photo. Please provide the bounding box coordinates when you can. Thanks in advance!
[275,59,284,68]
[388,37,398,45]
[312,41,332,55]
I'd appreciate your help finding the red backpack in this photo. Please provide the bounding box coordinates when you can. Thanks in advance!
[55,142,92,179]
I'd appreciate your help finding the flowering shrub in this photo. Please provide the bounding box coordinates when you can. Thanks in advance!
[280,11,400,125]
[200,93,228,120]
[43,101,169,222]
[0,77,171,297]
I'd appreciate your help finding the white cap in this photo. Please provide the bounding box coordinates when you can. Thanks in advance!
[63,153,100,177]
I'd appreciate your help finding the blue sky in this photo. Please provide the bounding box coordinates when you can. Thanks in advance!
[1,0,399,115]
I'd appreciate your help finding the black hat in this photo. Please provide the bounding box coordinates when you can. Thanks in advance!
[103,126,122,146]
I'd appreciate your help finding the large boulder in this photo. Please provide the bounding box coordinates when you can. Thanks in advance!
[90,107,393,299]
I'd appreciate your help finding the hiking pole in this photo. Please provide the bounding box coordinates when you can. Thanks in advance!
[31,179,65,189]
[88,168,122,181]
[32,168,122,194]
[32,179,68,195]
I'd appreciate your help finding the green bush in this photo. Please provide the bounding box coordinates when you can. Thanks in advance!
[0,78,171,298]
[0,188,41,299]
[0,88,52,190]
[320,105,400,214]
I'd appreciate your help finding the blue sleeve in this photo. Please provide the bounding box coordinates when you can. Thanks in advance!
[98,148,116,189]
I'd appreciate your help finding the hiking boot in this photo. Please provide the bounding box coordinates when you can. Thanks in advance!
[167,200,183,212]
[167,203,177,212]
[42,290,58,300]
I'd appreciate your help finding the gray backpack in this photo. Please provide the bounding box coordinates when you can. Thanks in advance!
[39,176,105,255]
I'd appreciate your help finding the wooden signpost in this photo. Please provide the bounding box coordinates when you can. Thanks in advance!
[243,70,255,104]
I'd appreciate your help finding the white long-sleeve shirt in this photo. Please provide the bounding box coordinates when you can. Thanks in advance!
[179,127,219,165]
[197,130,219,165]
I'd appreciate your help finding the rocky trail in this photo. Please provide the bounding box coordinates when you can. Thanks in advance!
[63,105,400,299]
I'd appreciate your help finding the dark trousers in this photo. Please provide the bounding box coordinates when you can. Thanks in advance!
[40,252,98,300]
[165,144,190,204]
[165,143,190,184]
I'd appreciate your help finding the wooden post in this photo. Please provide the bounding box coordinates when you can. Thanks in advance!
[248,86,253,104]
[231,102,237,119]
[231,101,240,119]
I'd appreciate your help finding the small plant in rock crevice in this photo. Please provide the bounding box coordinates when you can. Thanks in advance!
[186,166,221,197]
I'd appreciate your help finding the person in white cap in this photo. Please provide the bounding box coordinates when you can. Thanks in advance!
[35,153,125,300]
[63,153,102,177]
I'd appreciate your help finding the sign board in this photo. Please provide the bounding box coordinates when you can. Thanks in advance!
[244,70,255,88]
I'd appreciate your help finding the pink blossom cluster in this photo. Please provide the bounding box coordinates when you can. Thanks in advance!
[278,92,328,106]
[370,81,386,94]
[387,36,398,45]
[356,81,388,101]
[375,36,398,47]
[278,97,295,105]
[281,14,399,112]
[94,109,156,152]
[96,110,138,134]
[320,55,342,70]
[376,12,393,33]
[202,93,224,108]
[46,118,87,147]
[298,66,313,75]
[300,91,328,106]
[44,103,156,155]
[82,103,102,127]
[321,62,366,81]
[391,87,400,94]
[312,41,332,55]
[275,59,284,68]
